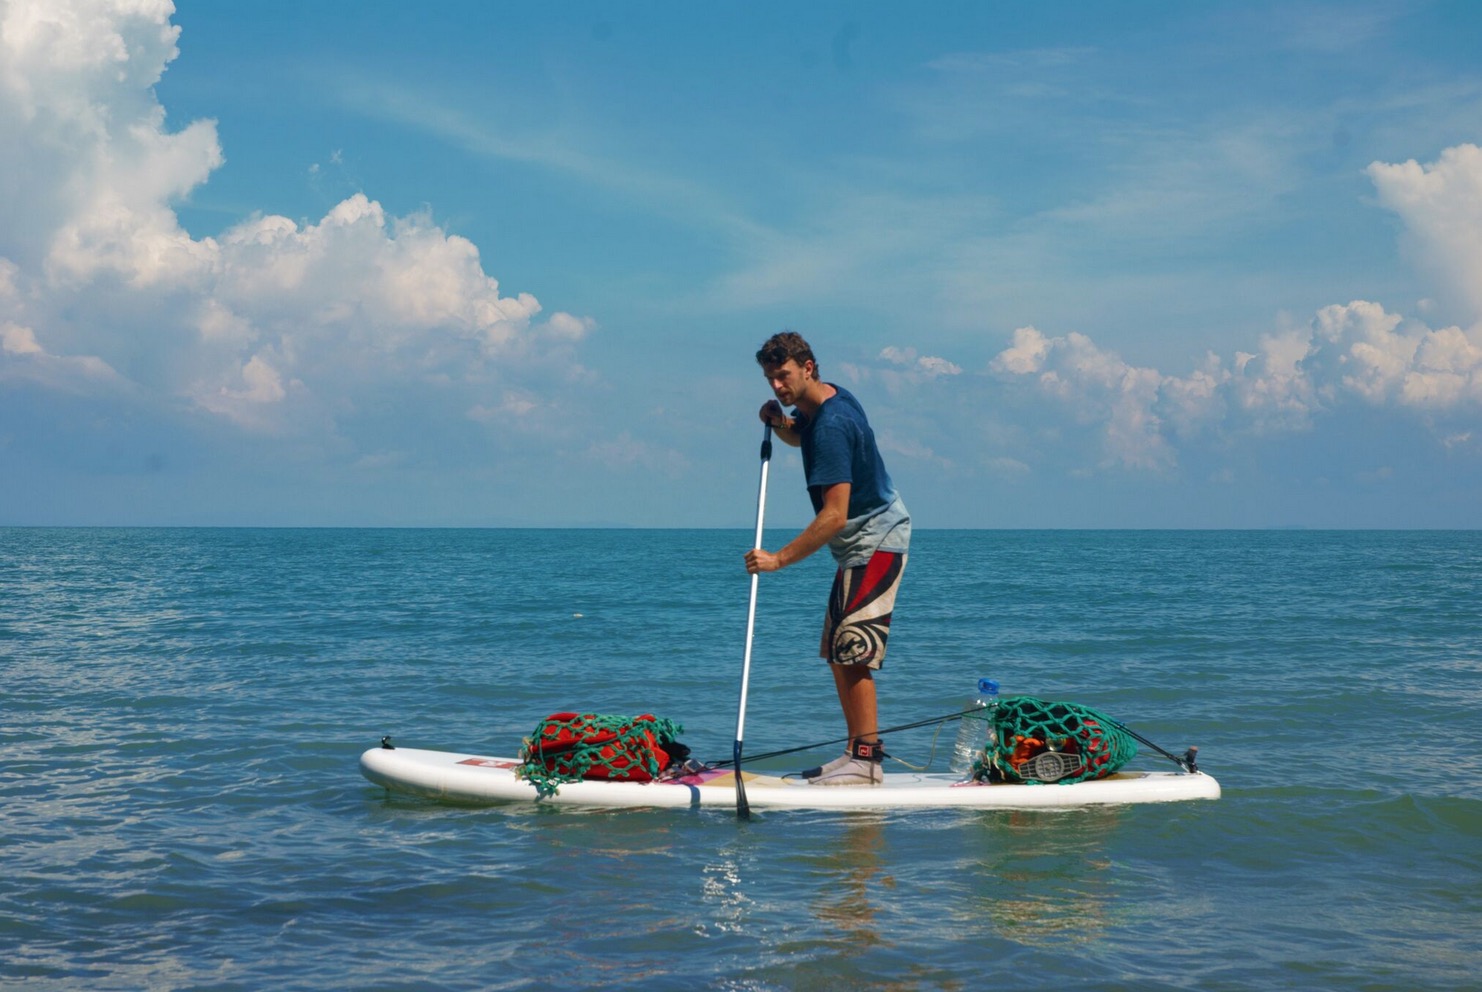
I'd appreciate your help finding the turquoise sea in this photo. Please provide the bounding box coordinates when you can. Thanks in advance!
[3,528,1479,991]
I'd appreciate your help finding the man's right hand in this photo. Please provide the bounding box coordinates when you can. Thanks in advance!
[758,399,788,427]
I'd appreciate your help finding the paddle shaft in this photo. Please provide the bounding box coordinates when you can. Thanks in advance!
[733,424,773,819]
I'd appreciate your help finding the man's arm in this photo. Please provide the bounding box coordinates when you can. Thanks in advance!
[744,483,849,573]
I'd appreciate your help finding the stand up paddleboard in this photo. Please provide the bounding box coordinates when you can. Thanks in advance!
[360,744,1220,810]
[362,433,1222,813]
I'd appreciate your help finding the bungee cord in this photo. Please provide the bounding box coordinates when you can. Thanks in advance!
[707,706,986,769]
[706,706,1199,774]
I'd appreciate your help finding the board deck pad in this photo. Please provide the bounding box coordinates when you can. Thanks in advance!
[361,746,1221,810]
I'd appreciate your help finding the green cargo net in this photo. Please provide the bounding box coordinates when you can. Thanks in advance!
[976,695,1138,784]
[516,712,685,798]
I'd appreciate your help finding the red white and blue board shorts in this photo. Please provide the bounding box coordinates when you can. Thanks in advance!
[820,550,907,670]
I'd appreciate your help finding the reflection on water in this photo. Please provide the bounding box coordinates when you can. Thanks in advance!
[811,814,891,948]
[701,842,753,936]
[972,807,1126,946]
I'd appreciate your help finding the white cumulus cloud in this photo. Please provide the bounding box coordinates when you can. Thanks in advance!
[990,327,1179,469]
[1368,144,1482,323]
[1,322,42,355]
[984,141,1482,473]
[0,0,593,444]
[876,345,962,396]
[993,299,1482,471]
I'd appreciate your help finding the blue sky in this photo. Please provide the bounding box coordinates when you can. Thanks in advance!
[3,0,1482,528]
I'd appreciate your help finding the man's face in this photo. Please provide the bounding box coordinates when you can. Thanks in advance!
[763,358,811,406]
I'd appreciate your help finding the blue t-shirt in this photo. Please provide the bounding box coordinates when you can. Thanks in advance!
[798,385,911,566]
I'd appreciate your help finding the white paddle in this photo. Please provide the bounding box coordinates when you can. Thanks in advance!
[733,423,773,819]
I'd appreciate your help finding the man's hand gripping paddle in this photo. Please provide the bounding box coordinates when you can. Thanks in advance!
[733,423,773,820]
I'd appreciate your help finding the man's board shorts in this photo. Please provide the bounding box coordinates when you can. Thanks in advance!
[820,550,907,670]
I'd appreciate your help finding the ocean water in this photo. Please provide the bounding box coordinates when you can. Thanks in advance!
[2,528,1479,991]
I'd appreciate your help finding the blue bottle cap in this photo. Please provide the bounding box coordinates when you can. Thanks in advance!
[978,678,999,695]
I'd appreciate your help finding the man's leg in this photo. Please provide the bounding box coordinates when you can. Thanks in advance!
[805,552,903,784]
[832,663,877,746]
[808,663,883,785]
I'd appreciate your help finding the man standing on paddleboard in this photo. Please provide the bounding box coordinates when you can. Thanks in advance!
[745,331,912,786]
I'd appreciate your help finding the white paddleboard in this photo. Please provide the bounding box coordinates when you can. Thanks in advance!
[360,745,1220,810]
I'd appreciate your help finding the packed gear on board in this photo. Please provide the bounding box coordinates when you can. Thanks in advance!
[517,712,689,798]
[973,695,1138,784]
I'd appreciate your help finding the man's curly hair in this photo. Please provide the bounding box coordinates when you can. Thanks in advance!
[755,331,818,374]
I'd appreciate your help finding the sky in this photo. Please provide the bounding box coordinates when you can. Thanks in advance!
[3,0,1482,528]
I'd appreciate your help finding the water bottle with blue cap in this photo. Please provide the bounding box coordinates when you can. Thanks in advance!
[949,678,1000,777]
